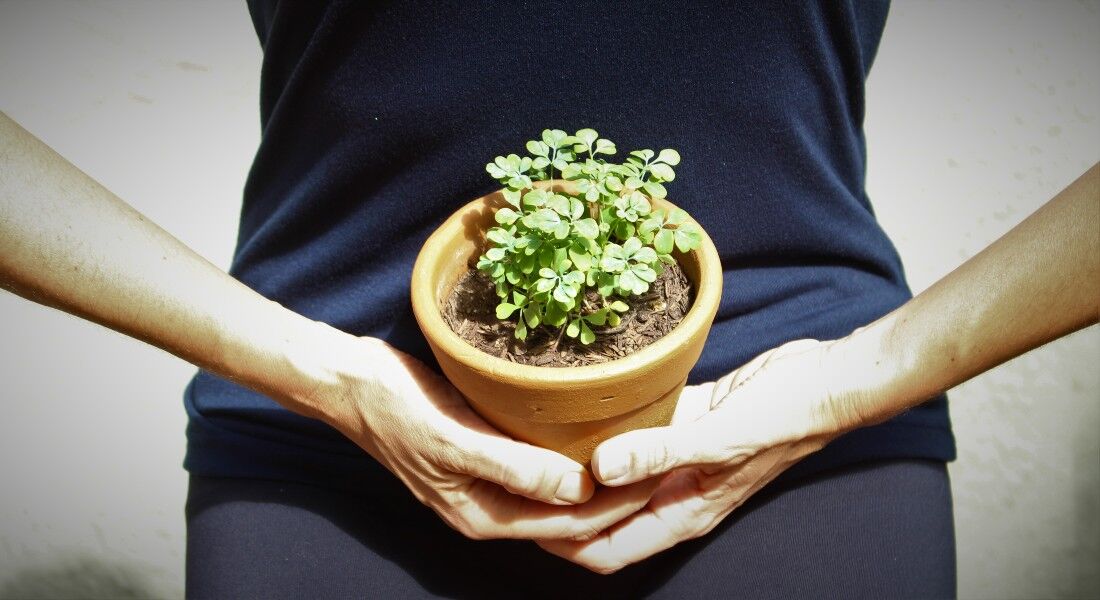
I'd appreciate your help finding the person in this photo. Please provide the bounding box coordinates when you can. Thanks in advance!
[1,1,1096,598]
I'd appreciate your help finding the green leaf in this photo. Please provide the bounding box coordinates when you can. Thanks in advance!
[535,277,555,293]
[515,317,528,340]
[565,319,580,338]
[542,129,569,148]
[584,308,608,326]
[649,163,676,181]
[538,267,557,279]
[654,228,675,254]
[597,273,618,297]
[553,290,576,311]
[623,236,642,256]
[519,253,536,274]
[569,247,593,271]
[486,247,506,261]
[563,270,585,286]
[674,224,703,252]
[512,291,527,306]
[523,305,541,328]
[632,263,657,283]
[575,128,598,146]
[507,175,532,189]
[642,181,667,199]
[633,246,657,264]
[523,189,550,207]
[614,220,636,240]
[594,139,616,155]
[569,197,585,220]
[609,300,630,312]
[526,140,550,157]
[656,148,681,166]
[538,246,555,268]
[579,320,595,344]
[532,156,550,170]
[600,244,626,272]
[619,269,642,295]
[502,188,521,208]
[608,312,622,327]
[496,302,518,319]
[630,149,654,161]
[544,304,568,327]
[547,194,570,216]
[668,208,687,225]
[605,176,624,192]
[494,207,520,225]
[553,222,571,240]
[573,218,598,240]
[523,208,561,232]
[639,215,662,235]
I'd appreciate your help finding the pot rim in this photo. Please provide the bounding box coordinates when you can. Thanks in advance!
[411,185,722,386]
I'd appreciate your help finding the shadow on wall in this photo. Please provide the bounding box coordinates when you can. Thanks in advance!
[0,557,161,600]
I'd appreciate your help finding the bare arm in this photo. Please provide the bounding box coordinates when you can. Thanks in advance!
[543,163,1100,573]
[0,112,327,414]
[833,162,1100,429]
[0,111,667,540]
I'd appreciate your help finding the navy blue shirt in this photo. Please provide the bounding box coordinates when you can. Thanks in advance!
[184,0,954,492]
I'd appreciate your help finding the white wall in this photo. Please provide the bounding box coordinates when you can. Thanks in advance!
[866,2,1099,597]
[0,1,1096,598]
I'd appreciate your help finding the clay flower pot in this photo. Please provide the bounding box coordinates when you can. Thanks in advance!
[411,184,722,467]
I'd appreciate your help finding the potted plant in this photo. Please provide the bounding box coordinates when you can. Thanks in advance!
[411,129,721,467]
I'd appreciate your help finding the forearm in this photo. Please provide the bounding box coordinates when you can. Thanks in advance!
[0,112,347,420]
[830,163,1100,427]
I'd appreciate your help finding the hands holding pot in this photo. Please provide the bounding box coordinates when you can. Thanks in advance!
[315,335,663,542]
[539,339,845,573]
[341,334,846,573]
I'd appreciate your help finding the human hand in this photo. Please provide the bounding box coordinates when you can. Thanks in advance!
[308,334,663,542]
[538,339,847,573]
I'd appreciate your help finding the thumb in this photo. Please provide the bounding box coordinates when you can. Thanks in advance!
[592,419,735,486]
[446,428,596,505]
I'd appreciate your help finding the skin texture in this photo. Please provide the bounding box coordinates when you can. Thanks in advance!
[1,109,1097,573]
[0,111,658,542]
[540,163,1100,573]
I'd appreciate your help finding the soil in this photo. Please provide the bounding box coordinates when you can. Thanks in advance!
[442,262,694,367]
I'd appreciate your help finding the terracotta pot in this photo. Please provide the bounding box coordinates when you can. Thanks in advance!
[411,183,722,467]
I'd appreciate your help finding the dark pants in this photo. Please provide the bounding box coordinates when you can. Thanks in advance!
[186,459,956,599]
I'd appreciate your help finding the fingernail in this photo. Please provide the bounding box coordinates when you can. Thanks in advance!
[554,471,586,504]
[596,454,628,484]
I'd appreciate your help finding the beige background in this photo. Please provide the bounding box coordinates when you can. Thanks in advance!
[0,1,1097,598]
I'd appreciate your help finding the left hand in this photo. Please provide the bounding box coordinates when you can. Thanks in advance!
[538,339,849,573]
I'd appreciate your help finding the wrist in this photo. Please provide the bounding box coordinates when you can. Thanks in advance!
[214,298,369,424]
[821,312,917,432]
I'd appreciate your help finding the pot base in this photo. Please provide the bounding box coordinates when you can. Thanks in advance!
[464,379,685,468]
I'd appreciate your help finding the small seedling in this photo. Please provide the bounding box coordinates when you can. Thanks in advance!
[479,129,702,345]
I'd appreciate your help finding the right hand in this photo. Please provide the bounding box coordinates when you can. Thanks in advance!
[306,334,660,541]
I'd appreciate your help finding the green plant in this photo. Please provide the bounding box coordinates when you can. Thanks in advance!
[479,128,702,345]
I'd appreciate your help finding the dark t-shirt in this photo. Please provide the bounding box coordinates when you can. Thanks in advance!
[183,0,954,493]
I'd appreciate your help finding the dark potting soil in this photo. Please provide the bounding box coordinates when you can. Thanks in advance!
[442,263,694,367]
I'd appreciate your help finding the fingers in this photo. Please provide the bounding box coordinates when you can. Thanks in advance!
[437,427,596,505]
[591,419,748,486]
[538,470,716,574]
[443,476,662,542]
